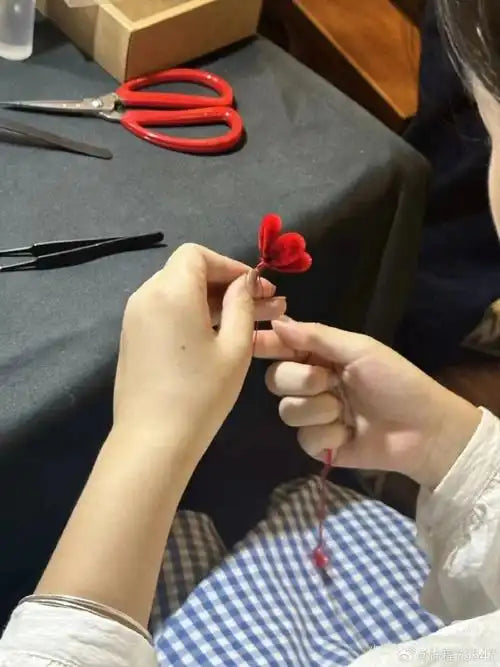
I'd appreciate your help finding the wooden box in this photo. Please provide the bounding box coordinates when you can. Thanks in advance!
[37,0,263,81]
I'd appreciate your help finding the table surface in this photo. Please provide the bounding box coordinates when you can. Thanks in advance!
[0,19,427,621]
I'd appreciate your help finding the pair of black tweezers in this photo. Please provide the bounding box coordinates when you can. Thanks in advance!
[0,232,165,271]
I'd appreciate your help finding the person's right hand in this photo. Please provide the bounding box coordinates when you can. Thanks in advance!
[256,319,482,489]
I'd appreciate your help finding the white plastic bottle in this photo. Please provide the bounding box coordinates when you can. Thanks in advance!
[0,0,36,61]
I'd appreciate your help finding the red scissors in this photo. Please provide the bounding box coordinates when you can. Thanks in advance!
[0,69,244,155]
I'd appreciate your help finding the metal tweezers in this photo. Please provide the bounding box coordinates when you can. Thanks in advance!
[0,116,113,160]
[0,232,165,271]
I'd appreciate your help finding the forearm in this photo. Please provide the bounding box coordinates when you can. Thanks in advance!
[36,426,199,628]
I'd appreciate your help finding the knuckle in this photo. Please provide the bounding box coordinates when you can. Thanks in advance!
[301,365,326,394]
[265,362,283,394]
[124,273,174,322]
[167,243,204,271]
[297,427,316,455]
[333,423,349,448]
[304,322,326,344]
[351,332,380,361]
[357,332,376,349]
[278,397,295,425]
[297,427,307,450]
[323,393,342,420]
[172,242,201,257]
[124,288,146,319]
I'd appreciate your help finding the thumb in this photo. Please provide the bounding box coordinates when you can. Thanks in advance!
[271,318,376,365]
[218,271,256,355]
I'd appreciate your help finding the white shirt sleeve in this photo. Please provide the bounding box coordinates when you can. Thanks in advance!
[351,408,500,665]
[0,601,158,667]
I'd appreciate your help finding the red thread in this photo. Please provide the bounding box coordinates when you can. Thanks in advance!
[252,270,264,357]
[312,448,333,569]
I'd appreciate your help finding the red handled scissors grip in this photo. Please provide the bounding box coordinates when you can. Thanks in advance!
[0,67,244,155]
[120,107,244,154]
[115,69,234,109]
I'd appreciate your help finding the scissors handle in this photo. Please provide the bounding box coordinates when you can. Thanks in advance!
[115,69,234,110]
[120,107,244,155]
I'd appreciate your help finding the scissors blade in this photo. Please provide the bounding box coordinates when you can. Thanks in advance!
[0,100,87,113]
[0,94,117,116]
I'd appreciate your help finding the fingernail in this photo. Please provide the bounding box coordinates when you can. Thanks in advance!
[247,269,258,295]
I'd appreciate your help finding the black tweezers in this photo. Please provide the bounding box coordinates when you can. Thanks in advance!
[0,232,164,271]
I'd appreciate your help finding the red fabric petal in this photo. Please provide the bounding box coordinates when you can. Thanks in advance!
[275,252,312,273]
[267,232,306,268]
[258,213,282,258]
[258,213,312,274]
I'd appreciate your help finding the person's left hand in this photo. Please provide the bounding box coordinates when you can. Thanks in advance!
[113,243,286,462]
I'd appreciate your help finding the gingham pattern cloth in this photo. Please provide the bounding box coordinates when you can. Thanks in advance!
[150,479,442,665]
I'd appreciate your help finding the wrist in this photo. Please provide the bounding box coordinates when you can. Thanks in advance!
[107,420,204,471]
[417,395,482,489]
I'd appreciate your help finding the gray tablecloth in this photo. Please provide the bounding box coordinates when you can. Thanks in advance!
[0,19,428,623]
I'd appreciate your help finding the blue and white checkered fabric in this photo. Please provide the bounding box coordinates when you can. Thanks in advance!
[151,479,442,665]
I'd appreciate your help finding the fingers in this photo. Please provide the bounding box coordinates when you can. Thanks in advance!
[254,297,287,322]
[252,329,323,365]
[254,330,298,360]
[167,244,276,297]
[168,244,249,286]
[246,269,276,300]
[217,274,255,355]
[272,318,376,365]
[264,359,348,463]
[210,297,286,327]
[264,358,351,463]
[219,271,286,344]
[279,393,342,427]
[297,422,350,460]
[217,273,288,358]
[253,330,311,361]
[265,362,338,396]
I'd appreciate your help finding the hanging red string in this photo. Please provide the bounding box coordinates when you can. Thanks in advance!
[254,214,332,569]
[312,448,333,569]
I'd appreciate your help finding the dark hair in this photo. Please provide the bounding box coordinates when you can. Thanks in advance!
[437,0,500,97]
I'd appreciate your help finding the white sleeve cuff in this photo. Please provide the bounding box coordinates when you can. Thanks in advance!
[416,408,500,620]
[417,408,500,546]
[0,602,158,667]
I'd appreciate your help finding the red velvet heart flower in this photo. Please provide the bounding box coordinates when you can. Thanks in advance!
[257,213,312,273]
